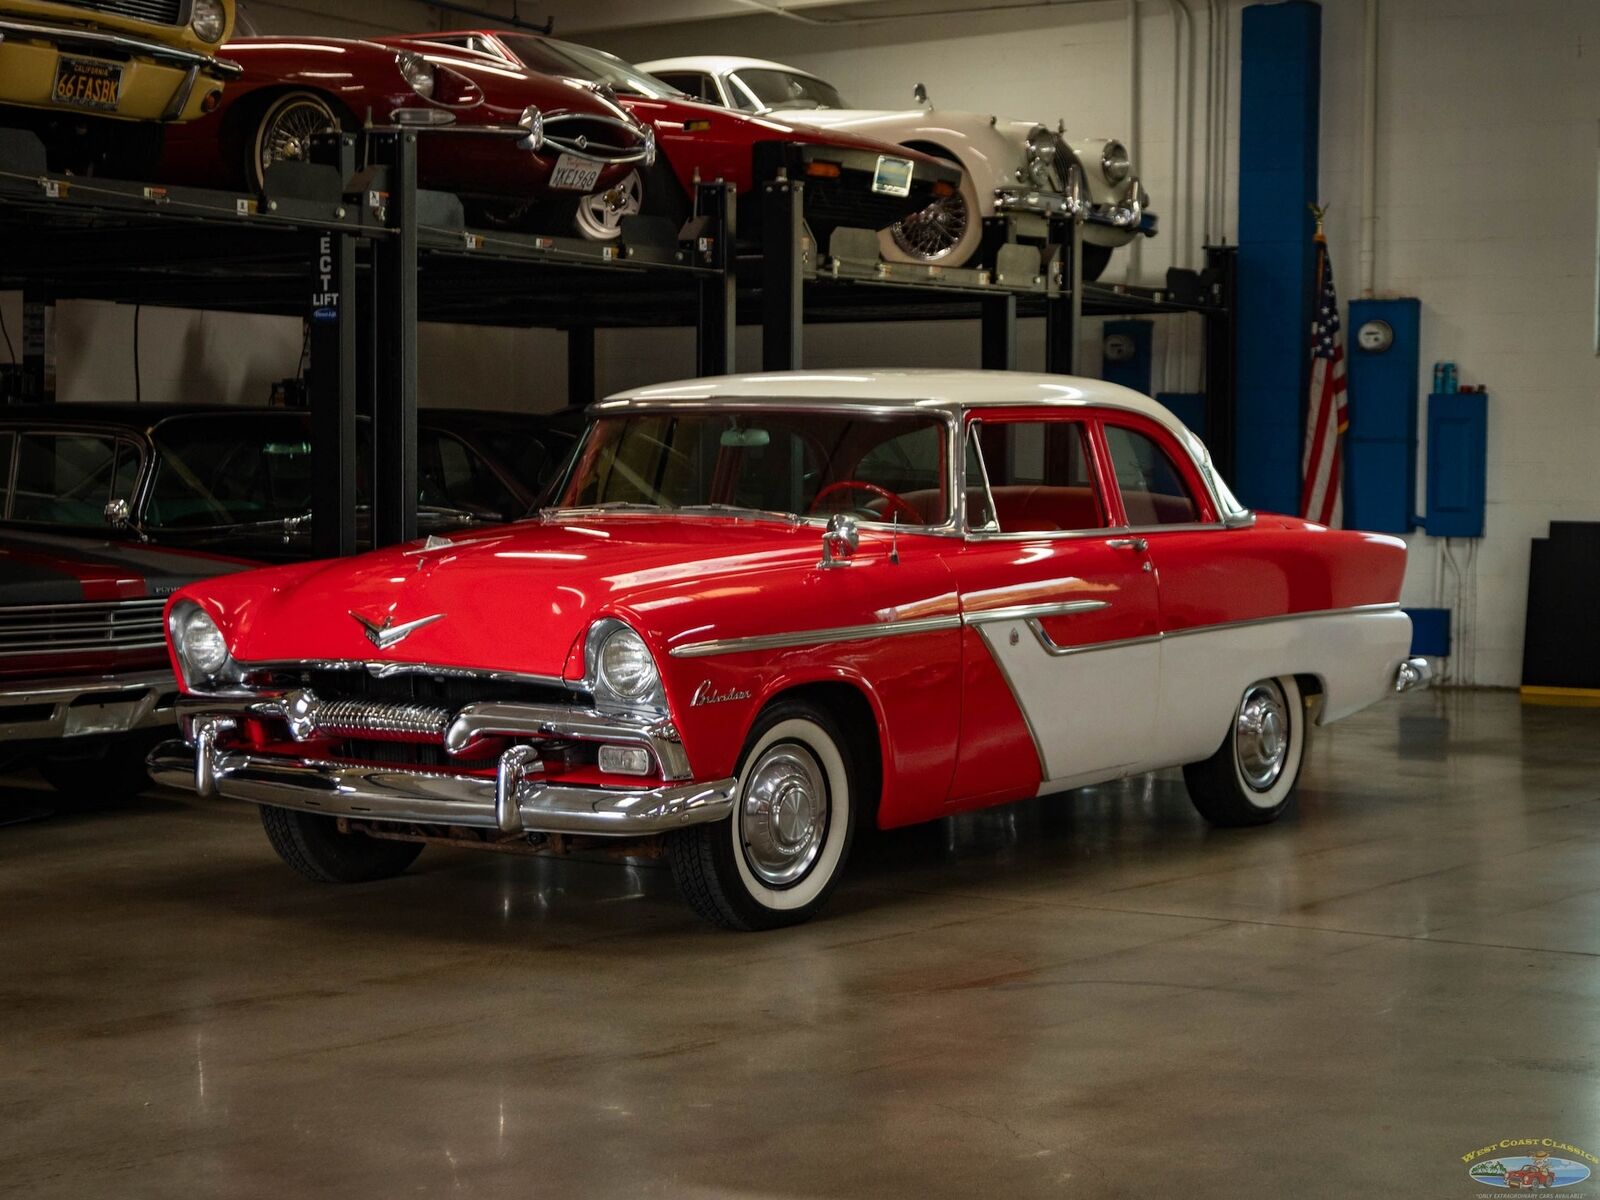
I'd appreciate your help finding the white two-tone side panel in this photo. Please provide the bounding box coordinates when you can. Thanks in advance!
[1156,608,1415,767]
[975,620,1160,783]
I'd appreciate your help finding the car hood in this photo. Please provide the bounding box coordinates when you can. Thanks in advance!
[617,95,949,163]
[0,528,252,608]
[203,516,841,679]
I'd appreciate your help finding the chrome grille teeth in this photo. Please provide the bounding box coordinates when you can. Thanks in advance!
[54,0,184,25]
[311,700,453,743]
[0,598,168,656]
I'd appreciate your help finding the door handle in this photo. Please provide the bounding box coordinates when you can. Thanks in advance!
[1106,537,1148,552]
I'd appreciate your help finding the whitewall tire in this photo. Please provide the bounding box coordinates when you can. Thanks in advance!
[667,701,856,930]
[1182,675,1306,826]
[879,152,982,267]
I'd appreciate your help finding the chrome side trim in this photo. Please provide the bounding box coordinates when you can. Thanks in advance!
[963,599,1109,626]
[1020,602,1402,658]
[667,614,962,660]
[148,740,736,838]
[0,18,244,76]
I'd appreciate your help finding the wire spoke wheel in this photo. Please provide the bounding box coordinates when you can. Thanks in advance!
[890,187,970,262]
[256,94,339,186]
[574,170,643,241]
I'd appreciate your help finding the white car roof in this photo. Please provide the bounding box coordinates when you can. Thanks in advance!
[640,55,822,80]
[604,369,1169,425]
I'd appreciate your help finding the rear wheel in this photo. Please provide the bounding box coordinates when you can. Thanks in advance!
[1182,676,1306,827]
[259,806,423,883]
[247,90,343,192]
[667,700,856,930]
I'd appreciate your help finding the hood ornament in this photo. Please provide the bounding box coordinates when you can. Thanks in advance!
[350,610,445,650]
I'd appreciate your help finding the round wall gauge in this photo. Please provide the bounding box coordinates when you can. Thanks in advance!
[1356,319,1394,353]
[1103,333,1137,363]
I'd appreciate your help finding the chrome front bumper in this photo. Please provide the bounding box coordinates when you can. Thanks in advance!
[993,179,1152,234]
[147,739,737,837]
[1,669,177,742]
[0,19,243,78]
[1394,656,1433,692]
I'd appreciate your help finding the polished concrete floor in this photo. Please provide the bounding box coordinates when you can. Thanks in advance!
[3,690,1599,1198]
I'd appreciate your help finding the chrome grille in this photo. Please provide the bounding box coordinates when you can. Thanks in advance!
[0,598,167,656]
[311,699,453,743]
[53,0,185,26]
[543,114,647,164]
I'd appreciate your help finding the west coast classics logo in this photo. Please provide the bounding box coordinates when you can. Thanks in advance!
[1463,1139,1597,1191]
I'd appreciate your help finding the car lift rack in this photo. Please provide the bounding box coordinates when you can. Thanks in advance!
[0,126,1236,557]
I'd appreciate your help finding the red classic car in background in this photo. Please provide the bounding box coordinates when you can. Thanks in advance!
[385,31,965,246]
[150,371,1430,929]
[158,28,962,248]
[157,33,655,220]
[1,529,250,799]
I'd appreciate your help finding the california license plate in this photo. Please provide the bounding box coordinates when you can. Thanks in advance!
[549,154,603,192]
[53,56,123,112]
[871,155,913,197]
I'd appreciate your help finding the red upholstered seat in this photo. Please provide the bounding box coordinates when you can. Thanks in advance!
[988,485,1104,532]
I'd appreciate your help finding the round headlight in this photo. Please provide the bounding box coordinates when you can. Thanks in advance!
[598,627,658,700]
[1101,139,1131,185]
[178,606,230,677]
[190,0,225,42]
[518,105,544,151]
[397,52,436,100]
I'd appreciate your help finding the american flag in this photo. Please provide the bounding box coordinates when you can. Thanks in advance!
[1299,229,1347,526]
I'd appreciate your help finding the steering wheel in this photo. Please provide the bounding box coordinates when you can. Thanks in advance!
[808,480,922,526]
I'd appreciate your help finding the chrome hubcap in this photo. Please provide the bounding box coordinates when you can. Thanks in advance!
[891,187,970,261]
[575,170,642,241]
[740,741,828,887]
[1235,680,1290,792]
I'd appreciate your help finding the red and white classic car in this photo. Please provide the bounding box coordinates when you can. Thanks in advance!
[150,371,1430,929]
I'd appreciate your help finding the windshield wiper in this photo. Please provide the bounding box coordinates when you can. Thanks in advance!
[543,501,664,516]
[675,504,797,523]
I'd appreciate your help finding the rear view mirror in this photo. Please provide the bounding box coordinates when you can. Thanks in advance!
[720,428,771,448]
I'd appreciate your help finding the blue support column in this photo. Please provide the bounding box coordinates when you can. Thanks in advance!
[1235,0,1322,514]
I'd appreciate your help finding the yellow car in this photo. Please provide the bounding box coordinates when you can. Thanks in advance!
[0,0,241,127]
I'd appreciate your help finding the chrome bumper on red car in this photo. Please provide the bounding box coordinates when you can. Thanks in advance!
[1,669,178,742]
[148,692,736,838]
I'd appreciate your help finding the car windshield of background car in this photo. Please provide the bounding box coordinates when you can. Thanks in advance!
[498,35,681,99]
[728,69,847,111]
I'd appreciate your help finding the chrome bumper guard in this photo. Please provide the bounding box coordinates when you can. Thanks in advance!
[1,669,176,741]
[154,691,733,837]
[0,19,244,78]
[1394,656,1433,693]
[994,177,1148,231]
[147,736,736,837]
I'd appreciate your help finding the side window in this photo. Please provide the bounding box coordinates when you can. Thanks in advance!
[1103,424,1200,526]
[967,420,1105,533]
[419,431,518,519]
[10,433,134,525]
[654,72,720,104]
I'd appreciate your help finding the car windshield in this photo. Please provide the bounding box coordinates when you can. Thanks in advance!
[553,409,950,525]
[497,34,681,99]
[728,69,847,111]
[145,414,320,529]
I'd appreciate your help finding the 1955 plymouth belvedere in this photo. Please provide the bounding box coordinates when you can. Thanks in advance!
[151,371,1430,929]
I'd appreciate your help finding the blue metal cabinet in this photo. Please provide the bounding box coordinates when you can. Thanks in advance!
[1424,392,1487,538]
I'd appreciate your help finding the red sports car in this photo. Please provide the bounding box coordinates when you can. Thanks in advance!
[150,370,1430,930]
[158,34,655,222]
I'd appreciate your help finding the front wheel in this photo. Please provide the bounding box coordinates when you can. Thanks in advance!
[1182,675,1306,827]
[259,805,424,883]
[880,162,981,266]
[572,161,688,243]
[247,90,343,192]
[667,700,857,930]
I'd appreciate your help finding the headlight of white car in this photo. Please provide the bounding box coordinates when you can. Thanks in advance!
[1101,139,1131,185]
[587,618,666,713]
[1023,125,1065,191]
[170,600,239,689]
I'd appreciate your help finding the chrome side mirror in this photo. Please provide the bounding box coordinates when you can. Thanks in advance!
[818,513,859,569]
[103,499,131,529]
[1222,510,1257,530]
[912,81,929,107]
